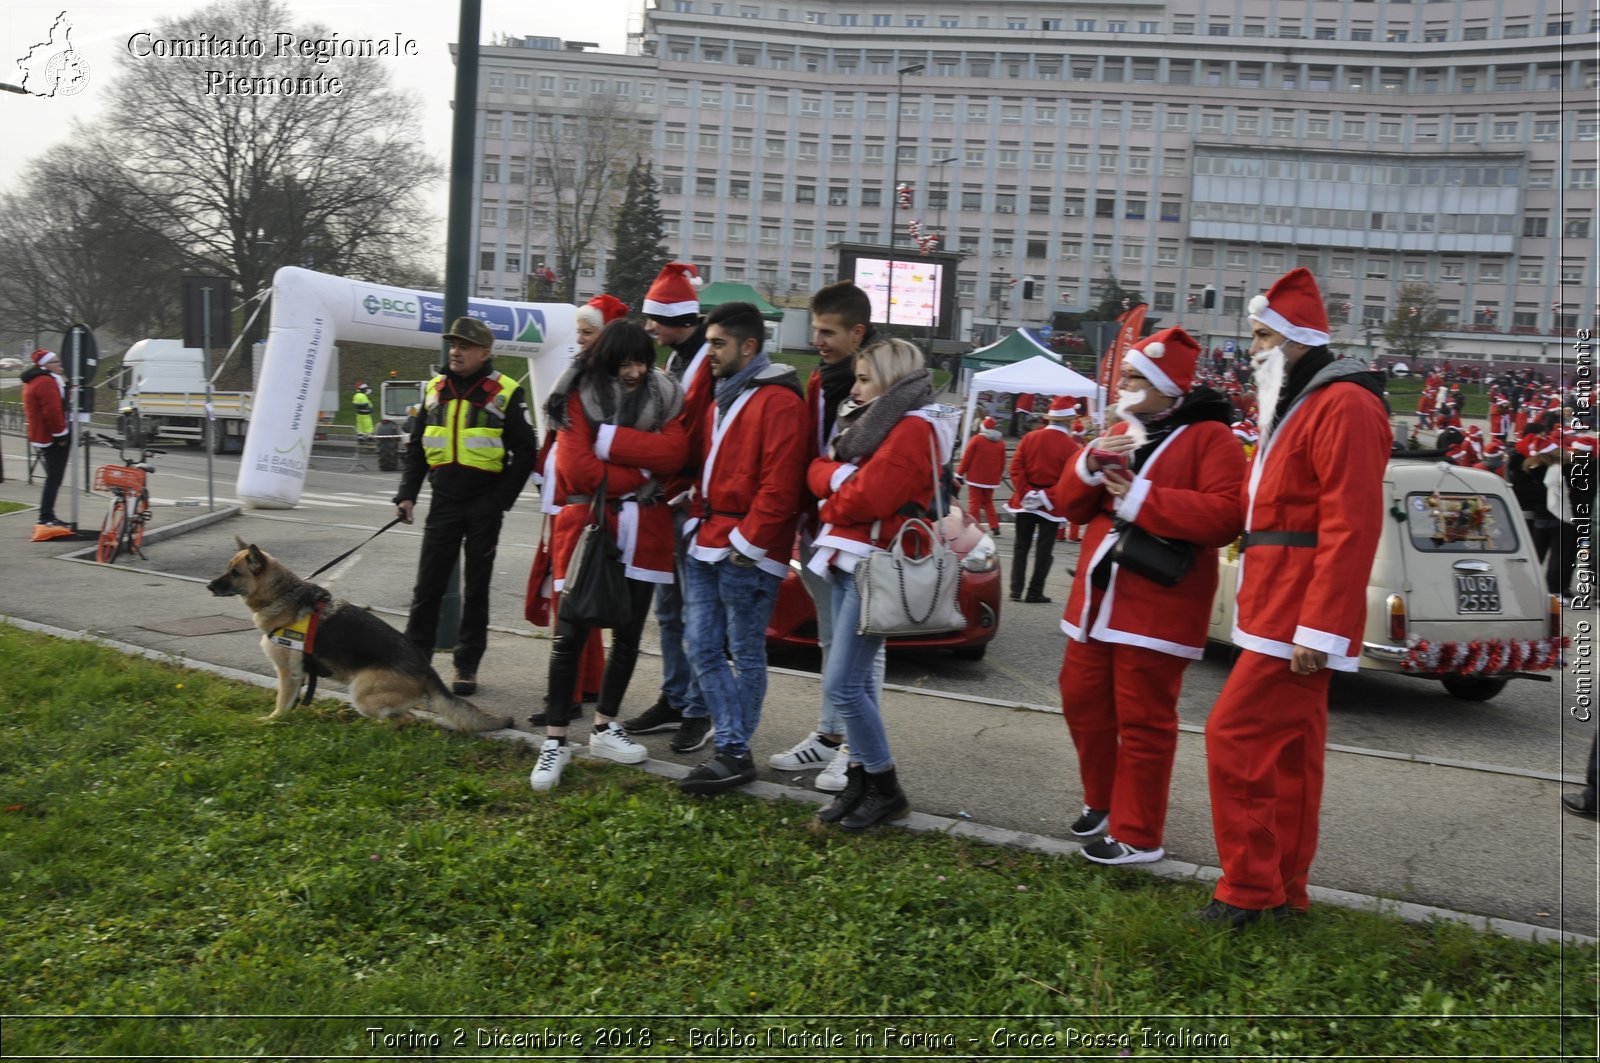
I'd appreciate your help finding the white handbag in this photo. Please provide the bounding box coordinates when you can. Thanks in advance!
[853,432,964,637]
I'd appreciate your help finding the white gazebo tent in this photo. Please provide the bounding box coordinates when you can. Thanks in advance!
[961,355,1104,441]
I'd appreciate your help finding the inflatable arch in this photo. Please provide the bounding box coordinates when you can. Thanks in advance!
[236,266,577,509]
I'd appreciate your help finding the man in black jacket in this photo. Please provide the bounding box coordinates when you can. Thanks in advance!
[395,317,538,695]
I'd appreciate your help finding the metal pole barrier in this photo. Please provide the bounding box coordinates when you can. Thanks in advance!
[67,326,82,532]
[201,286,217,511]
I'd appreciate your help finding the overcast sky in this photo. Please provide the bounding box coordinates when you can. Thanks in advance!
[2,0,634,244]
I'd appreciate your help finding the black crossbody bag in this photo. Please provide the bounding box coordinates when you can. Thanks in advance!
[1108,519,1197,588]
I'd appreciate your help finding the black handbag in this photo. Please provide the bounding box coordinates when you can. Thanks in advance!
[1108,519,1196,588]
[560,476,633,629]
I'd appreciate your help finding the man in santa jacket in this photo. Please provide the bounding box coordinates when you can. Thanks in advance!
[623,263,715,748]
[957,416,1006,534]
[21,349,70,531]
[1005,397,1082,602]
[678,301,808,795]
[1199,267,1391,928]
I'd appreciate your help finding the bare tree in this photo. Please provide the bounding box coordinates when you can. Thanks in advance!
[59,0,442,367]
[531,94,649,302]
[0,144,187,345]
[1384,284,1451,364]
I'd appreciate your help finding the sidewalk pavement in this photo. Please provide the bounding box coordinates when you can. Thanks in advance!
[0,473,1594,945]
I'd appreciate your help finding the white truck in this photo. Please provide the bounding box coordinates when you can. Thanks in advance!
[117,340,338,452]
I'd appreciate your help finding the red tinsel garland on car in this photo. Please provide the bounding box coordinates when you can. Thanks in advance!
[1402,637,1567,675]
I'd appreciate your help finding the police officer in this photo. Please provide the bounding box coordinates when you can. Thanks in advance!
[352,382,374,439]
[395,317,538,695]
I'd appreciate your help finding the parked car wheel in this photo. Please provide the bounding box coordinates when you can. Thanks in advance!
[1440,676,1509,702]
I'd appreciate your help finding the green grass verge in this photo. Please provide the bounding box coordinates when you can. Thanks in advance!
[0,500,29,517]
[1383,378,1491,418]
[1,624,1593,1058]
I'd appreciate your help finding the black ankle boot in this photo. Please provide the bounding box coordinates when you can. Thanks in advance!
[816,763,867,824]
[840,767,910,832]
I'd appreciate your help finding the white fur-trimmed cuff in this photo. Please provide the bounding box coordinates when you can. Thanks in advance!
[594,424,617,461]
[829,463,859,491]
[1292,625,1349,656]
[729,526,768,561]
[1112,477,1152,521]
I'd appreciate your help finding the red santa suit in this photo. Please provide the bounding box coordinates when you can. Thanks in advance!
[1047,329,1246,853]
[1415,388,1436,428]
[1005,402,1083,600]
[550,387,689,589]
[1206,269,1392,914]
[957,418,1007,532]
[1488,397,1511,440]
[687,368,808,580]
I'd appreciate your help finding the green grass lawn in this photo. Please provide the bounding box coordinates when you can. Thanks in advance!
[0,499,29,517]
[1,625,1593,1058]
[1384,378,1491,418]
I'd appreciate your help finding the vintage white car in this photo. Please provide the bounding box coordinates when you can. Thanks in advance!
[1209,458,1566,701]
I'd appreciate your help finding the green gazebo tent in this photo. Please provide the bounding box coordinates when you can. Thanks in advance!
[695,281,783,321]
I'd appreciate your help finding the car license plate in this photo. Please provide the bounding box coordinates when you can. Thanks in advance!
[1455,574,1501,613]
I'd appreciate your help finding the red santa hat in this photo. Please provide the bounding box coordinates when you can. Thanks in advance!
[576,293,631,329]
[641,263,703,322]
[981,416,998,431]
[30,349,58,368]
[1123,326,1201,397]
[1043,395,1076,419]
[1247,267,1331,348]
[1466,424,1482,437]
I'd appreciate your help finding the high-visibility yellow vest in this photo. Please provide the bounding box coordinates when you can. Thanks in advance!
[419,371,521,473]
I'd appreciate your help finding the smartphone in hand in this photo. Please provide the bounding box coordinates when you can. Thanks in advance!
[1089,448,1129,474]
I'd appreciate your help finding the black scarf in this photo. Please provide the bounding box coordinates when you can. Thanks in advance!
[818,358,856,441]
[1272,347,1334,430]
[1127,386,1237,473]
[830,368,934,463]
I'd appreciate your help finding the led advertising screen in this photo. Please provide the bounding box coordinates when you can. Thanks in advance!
[852,256,943,329]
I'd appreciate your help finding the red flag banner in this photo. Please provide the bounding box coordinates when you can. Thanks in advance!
[1097,303,1148,397]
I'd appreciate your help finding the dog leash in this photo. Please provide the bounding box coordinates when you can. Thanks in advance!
[305,517,403,580]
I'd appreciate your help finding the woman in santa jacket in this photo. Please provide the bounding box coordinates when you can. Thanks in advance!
[529,321,688,791]
[807,338,958,831]
[1046,327,1246,864]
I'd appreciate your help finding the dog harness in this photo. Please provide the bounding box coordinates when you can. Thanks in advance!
[269,595,330,705]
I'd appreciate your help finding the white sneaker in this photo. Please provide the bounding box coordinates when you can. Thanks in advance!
[814,744,852,792]
[529,739,572,792]
[769,731,840,771]
[589,724,648,765]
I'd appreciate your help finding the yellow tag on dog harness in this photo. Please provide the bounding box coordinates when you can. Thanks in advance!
[269,617,310,650]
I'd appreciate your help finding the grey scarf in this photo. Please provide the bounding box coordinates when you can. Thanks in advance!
[546,364,683,433]
[830,368,934,463]
[714,351,772,418]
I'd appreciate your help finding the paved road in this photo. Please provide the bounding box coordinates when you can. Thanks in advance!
[2,434,1594,939]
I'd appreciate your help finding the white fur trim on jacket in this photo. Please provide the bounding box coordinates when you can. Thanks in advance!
[594,424,617,462]
[1112,476,1152,521]
[1231,620,1360,671]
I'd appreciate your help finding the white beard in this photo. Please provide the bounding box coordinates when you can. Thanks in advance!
[1113,388,1151,447]
[1252,345,1286,443]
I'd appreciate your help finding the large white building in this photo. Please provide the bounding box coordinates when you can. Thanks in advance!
[469,1,1598,365]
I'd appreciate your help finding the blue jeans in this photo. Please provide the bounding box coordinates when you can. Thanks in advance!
[822,575,894,772]
[682,554,782,759]
[655,511,707,718]
[799,539,885,736]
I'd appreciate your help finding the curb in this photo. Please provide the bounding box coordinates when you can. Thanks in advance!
[4,614,1593,949]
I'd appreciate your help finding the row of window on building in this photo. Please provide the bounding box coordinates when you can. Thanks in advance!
[656,3,1584,41]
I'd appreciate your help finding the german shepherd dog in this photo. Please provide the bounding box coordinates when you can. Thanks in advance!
[207,539,511,732]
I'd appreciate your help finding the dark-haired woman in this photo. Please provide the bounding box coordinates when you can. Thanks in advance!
[530,321,688,792]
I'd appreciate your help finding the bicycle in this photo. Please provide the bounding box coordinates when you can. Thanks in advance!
[93,434,164,564]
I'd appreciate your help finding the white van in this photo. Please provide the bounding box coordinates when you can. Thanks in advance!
[1210,458,1564,701]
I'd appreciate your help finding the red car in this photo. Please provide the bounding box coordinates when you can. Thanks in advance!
[765,505,1002,660]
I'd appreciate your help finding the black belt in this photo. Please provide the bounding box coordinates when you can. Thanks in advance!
[1242,530,1318,548]
[700,503,749,520]
[565,494,657,507]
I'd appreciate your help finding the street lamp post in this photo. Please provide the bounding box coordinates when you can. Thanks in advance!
[885,62,924,334]
[923,155,959,355]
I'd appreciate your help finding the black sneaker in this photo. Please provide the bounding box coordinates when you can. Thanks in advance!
[622,697,684,734]
[1189,899,1289,929]
[670,715,714,754]
[1068,805,1109,837]
[678,751,756,795]
[526,704,582,728]
[1024,594,1053,604]
[1562,792,1598,819]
